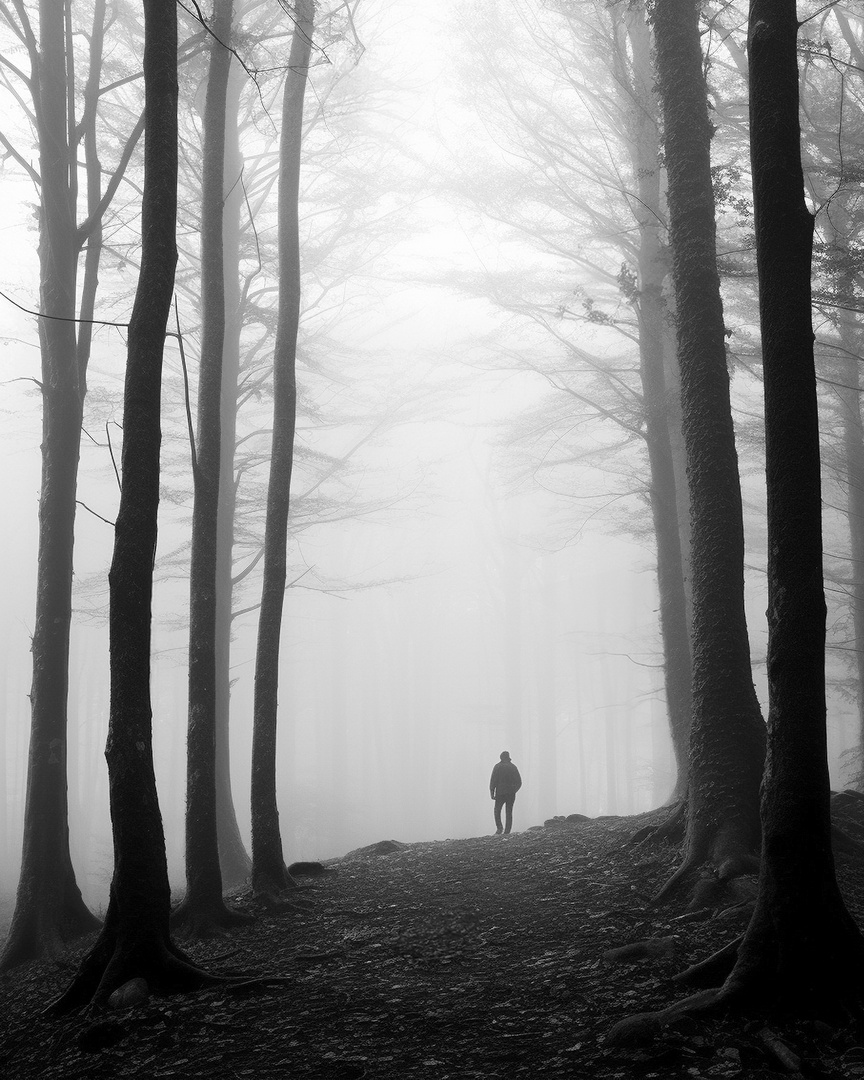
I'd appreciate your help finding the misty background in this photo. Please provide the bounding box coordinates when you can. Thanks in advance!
[0,0,857,916]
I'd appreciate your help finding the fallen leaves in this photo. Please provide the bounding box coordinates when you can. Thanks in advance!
[3,810,864,1077]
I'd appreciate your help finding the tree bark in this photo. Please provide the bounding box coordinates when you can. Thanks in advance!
[652,0,766,898]
[625,5,692,804]
[838,305,864,785]
[250,0,314,899]
[0,0,100,973]
[826,228,864,788]
[720,0,864,1012]
[53,0,216,1011]
[214,60,252,888]
[172,0,251,936]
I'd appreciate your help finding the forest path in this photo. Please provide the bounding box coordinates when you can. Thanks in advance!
[3,810,864,1078]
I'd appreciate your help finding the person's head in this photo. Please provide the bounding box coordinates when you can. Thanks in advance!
[500,751,510,761]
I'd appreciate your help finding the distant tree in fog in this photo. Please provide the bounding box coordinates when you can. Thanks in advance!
[448,0,693,803]
[209,0,405,883]
[250,0,315,902]
[621,4,692,804]
[172,0,253,936]
[650,0,765,902]
[0,0,143,971]
[802,6,864,785]
[54,0,214,1008]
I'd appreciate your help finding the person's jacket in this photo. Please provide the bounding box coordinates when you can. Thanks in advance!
[490,760,522,798]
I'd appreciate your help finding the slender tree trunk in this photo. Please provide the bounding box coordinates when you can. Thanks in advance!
[172,0,251,936]
[721,0,864,1011]
[53,0,217,1011]
[0,0,100,973]
[535,558,558,821]
[250,0,314,899]
[215,61,252,887]
[503,548,523,755]
[652,0,766,899]
[626,5,692,804]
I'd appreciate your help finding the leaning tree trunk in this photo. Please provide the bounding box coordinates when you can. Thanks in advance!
[0,0,100,973]
[652,0,766,900]
[172,0,251,936]
[250,0,314,900]
[53,0,217,1011]
[626,4,692,804]
[719,0,864,1013]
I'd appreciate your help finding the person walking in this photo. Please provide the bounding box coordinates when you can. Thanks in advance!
[489,751,522,835]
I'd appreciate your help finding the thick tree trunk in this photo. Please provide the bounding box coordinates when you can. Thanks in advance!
[0,0,100,973]
[172,0,250,936]
[652,0,766,898]
[608,3,864,1041]
[250,0,314,900]
[214,61,252,888]
[720,0,864,1013]
[53,0,216,1011]
[626,6,692,804]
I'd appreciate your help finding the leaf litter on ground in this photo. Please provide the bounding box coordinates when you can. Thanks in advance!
[3,805,864,1078]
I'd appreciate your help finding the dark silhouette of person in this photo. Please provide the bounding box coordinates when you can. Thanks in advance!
[489,751,522,835]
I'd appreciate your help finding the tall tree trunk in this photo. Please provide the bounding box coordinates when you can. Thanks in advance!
[609,0,864,1041]
[215,61,252,888]
[53,0,216,1010]
[172,0,251,936]
[0,0,100,973]
[250,0,314,900]
[652,0,766,899]
[830,244,864,787]
[842,345,864,782]
[721,0,864,1011]
[503,546,524,755]
[535,557,558,822]
[626,5,692,804]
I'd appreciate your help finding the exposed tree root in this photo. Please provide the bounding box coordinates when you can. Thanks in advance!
[606,987,724,1045]
[653,818,759,909]
[831,823,864,858]
[629,800,686,847]
[251,862,306,908]
[0,888,102,973]
[671,935,742,987]
[170,897,256,939]
[608,904,864,1047]
[49,912,292,1016]
[49,926,224,1015]
[654,853,758,908]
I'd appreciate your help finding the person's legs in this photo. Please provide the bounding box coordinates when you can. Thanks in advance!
[503,794,516,834]
[493,796,505,834]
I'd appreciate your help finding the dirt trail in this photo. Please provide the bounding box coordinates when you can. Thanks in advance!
[2,812,864,1078]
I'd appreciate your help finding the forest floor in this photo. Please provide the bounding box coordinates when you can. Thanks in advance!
[3,808,864,1079]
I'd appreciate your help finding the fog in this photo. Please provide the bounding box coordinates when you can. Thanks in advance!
[0,0,859,921]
